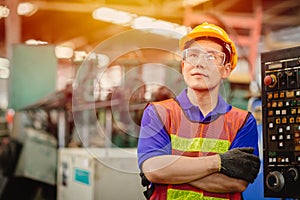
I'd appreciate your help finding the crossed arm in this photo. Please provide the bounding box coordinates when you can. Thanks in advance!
[142,154,248,193]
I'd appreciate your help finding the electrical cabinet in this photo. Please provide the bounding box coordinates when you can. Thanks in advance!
[261,46,300,198]
[57,148,144,200]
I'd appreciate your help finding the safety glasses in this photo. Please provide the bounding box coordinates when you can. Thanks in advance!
[182,47,226,66]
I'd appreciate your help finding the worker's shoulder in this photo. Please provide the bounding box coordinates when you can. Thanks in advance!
[152,98,177,105]
[228,106,250,118]
[151,98,179,110]
[230,106,249,113]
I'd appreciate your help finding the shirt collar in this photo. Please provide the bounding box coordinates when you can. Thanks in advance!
[176,88,231,115]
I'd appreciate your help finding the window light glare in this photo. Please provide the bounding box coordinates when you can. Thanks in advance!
[17,2,37,16]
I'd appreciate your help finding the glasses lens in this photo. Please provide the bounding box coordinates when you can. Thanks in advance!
[183,47,225,66]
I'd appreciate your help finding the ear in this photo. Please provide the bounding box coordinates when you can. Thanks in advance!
[221,63,232,79]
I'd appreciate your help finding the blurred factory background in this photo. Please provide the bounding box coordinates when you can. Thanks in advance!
[0,0,300,199]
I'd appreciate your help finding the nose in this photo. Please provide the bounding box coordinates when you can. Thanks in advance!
[193,58,205,68]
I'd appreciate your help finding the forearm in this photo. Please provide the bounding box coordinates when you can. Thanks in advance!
[142,154,220,184]
[189,173,248,193]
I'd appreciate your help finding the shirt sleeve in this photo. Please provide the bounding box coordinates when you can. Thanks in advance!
[137,104,172,169]
[229,113,259,156]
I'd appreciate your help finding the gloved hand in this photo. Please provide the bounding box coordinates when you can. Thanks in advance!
[218,147,260,183]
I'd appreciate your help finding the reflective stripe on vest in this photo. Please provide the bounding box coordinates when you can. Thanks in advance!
[170,134,230,153]
[167,188,229,200]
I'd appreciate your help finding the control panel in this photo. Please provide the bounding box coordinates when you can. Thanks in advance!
[261,46,300,198]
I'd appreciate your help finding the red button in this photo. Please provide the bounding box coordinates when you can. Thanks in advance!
[264,75,273,86]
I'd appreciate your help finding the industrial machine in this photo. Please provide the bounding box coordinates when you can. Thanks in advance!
[57,148,144,200]
[261,46,300,198]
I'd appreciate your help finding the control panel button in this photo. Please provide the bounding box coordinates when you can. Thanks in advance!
[279,92,285,98]
[268,110,273,116]
[282,109,287,115]
[287,168,299,182]
[267,93,273,99]
[278,141,284,148]
[264,75,277,88]
[286,91,295,98]
[282,118,287,124]
[276,118,281,124]
[266,171,285,192]
[291,100,297,106]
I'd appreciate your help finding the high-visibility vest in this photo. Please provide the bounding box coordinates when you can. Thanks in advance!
[149,99,250,200]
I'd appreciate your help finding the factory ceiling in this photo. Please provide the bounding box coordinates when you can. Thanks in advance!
[0,0,300,58]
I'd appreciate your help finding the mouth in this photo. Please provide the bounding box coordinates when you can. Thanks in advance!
[191,72,207,77]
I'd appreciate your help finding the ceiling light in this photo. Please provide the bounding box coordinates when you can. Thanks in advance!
[92,7,190,39]
[92,7,136,25]
[17,2,38,16]
[182,0,210,7]
[131,16,156,29]
[25,39,48,45]
[55,46,74,59]
[0,6,9,18]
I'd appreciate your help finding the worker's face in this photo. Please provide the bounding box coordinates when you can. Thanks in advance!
[182,40,231,92]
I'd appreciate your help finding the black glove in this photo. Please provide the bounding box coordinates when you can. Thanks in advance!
[219,147,260,183]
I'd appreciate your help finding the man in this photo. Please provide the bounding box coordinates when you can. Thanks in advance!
[137,22,260,200]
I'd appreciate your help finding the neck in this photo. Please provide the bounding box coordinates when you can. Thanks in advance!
[187,87,219,117]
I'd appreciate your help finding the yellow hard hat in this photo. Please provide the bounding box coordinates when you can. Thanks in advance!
[179,22,238,70]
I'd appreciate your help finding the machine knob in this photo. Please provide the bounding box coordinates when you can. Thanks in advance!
[266,171,285,192]
[287,168,299,182]
[264,74,277,88]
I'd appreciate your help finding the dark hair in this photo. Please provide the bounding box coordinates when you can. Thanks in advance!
[184,37,231,64]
